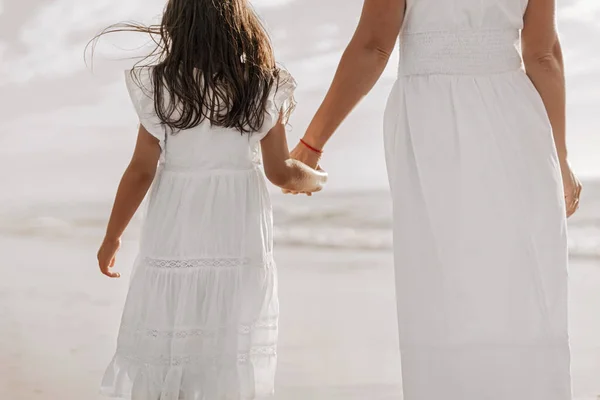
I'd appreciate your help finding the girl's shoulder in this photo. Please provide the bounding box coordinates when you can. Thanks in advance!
[123,67,167,147]
[256,67,297,137]
[271,68,297,108]
[123,65,296,140]
[124,67,155,96]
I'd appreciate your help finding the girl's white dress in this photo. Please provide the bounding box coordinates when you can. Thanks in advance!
[384,0,571,399]
[100,68,295,400]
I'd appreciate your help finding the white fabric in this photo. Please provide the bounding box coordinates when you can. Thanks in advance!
[384,1,571,399]
[101,68,296,400]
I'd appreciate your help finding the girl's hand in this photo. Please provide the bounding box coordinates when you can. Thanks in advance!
[560,159,582,218]
[283,139,324,196]
[97,237,122,278]
[282,165,326,196]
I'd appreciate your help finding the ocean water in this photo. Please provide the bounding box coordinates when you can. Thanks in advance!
[1,182,599,258]
[272,185,600,259]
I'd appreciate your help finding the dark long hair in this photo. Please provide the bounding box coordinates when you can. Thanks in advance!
[89,0,291,133]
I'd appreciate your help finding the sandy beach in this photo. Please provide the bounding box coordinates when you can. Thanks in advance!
[1,227,599,400]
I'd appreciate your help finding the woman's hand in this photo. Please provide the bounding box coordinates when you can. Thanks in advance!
[283,140,324,195]
[289,140,322,169]
[97,237,122,278]
[560,159,582,218]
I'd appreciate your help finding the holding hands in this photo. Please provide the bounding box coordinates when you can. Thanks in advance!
[291,139,323,169]
[261,121,327,196]
[283,138,325,195]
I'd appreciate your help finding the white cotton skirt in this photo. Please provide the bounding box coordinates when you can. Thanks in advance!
[101,166,278,400]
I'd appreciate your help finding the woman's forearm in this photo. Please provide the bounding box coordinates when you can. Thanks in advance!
[303,40,393,149]
[298,1,404,150]
[104,165,156,241]
[524,41,567,160]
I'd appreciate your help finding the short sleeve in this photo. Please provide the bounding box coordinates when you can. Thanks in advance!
[124,69,167,150]
[254,68,297,141]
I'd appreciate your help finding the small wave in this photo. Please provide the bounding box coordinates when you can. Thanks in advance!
[2,190,599,259]
[3,217,598,258]
[274,226,392,250]
[273,225,600,258]
[0,212,142,241]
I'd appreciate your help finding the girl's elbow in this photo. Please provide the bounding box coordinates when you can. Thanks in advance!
[127,162,157,184]
[131,170,156,187]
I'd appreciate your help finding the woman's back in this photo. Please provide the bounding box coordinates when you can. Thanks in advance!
[400,0,528,76]
[404,0,527,32]
[384,0,573,399]
[286,0,578,398]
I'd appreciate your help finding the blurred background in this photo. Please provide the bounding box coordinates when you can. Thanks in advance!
[0,0,598,399]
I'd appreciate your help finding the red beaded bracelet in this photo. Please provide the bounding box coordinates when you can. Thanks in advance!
[300,139,323,154]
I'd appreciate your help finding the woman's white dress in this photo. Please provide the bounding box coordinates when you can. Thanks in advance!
[384,0,571,399]
[100,69,295,400]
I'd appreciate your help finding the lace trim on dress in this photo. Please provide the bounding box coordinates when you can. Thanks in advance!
[119,318,278,339]
[116,345,277,366]
[143,256,274,269]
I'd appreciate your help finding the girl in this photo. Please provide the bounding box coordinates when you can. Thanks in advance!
[95,1,327,399]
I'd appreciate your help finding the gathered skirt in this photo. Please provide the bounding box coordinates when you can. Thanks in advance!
[101,167,278,400]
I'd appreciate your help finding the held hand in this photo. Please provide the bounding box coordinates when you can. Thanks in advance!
[282,165,327,196]
[290,140,322,169]
[281,165,328,197]
[97,237,122,278]
[284,139,324,195]
[560,159,582,218]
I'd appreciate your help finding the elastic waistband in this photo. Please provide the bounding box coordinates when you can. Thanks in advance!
[400,29,522,76]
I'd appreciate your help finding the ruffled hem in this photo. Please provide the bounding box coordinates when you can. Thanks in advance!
[102,252,279,400]
[100,352,276,400]
[99,390,275,400]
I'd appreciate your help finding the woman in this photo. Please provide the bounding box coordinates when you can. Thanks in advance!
[290,0,581,399]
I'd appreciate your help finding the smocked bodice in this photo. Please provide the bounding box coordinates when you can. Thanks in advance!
[400,0,529,76]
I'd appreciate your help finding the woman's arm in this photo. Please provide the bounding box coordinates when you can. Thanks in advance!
[292,0,406,167]
[522,0,582,217]
[261,118,328,194]
[97,126,161,278]
[522,0,566,159]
